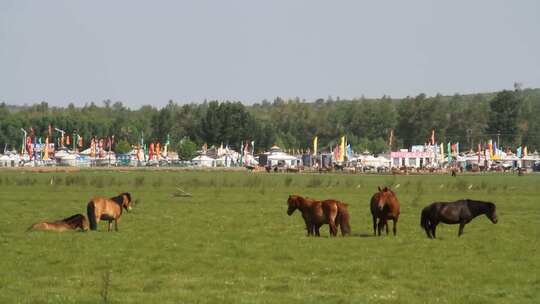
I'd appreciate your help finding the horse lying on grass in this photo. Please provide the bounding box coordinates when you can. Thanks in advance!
[87,192,133,232]
[287,194,351,237]
[27,214,89,232]
[421,199,497,238]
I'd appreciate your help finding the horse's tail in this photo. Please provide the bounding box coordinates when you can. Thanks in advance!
[420,207,430,231]
[337,203,351,236]
[87,202,97,231]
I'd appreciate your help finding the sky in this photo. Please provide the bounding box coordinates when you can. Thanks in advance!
[1,0,539,108]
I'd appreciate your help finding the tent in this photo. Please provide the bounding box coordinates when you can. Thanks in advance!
[192,155,215,167]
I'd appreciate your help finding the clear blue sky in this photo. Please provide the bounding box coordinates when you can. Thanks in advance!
[1,0,539,108]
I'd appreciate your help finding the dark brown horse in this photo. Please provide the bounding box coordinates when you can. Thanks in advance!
[87,193,132,231]
[287,195,351,236]
[421,199,497,238]
[370,187,400,236]
[27,213,89,232]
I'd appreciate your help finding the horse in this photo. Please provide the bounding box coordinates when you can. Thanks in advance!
[27,213,89,232]
[370,186,400,236]
[286,195,351,236]
[87,192,132,231]
[334,201,351,236]
[420,199,497,238]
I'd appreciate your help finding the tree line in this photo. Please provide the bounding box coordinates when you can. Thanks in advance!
[1,88,539,155]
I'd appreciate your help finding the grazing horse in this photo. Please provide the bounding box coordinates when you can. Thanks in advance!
[370,187,400,236]
[27,214,89,232]
[286,195,351,236]
[87,192,132,231]
[420,199,497,238]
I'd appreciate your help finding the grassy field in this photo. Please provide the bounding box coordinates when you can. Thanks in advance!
[0,170,538,303]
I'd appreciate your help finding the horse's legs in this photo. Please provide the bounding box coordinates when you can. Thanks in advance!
[114,218,119,232]
[385,219,389,235]
[309,224,316,236]
[392,218,398,236]
[377,219,384,236]
[458,222,465,237]
[315,225,321,237]
[372,216,377,236]
[329,220,337,237]
[107,220,112,232]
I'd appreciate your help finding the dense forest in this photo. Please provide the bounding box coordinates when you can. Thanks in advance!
[1,88,540,154]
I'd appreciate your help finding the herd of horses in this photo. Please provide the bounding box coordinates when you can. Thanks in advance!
[287,187,498,238]
[28,192,133,232]
[27,186,498,239]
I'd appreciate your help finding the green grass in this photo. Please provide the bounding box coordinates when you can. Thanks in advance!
[0,170,539,303]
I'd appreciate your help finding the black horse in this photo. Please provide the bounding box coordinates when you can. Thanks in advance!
[420,199,497,238]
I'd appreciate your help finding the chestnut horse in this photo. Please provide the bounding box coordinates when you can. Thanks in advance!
[370,187,400,236]
[87,192,132,231]
[287,195,351,236]
[27,213,89,232]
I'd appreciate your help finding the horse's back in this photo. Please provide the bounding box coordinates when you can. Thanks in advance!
[425,201,465,224]
[29,221,70,232]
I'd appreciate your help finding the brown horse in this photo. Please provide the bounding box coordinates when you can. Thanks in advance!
[287,195,351,236]
[370,187,400,236]
[87,192,132,231]
[27,213,89,232]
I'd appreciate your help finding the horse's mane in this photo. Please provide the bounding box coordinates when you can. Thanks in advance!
[110,192,131,205]
[60,213,84,223]
[465,199,495,209]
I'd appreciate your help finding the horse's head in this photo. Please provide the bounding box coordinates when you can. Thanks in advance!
[486,202,498,224]
[287,195,299,215]
[376,186,394,211]
[121,192,133,212]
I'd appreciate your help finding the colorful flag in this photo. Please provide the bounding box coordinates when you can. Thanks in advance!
[90,138,96,157]
[431,129,435,145]
[477,143,481,163]
[456,142,460,155]
[313,136,318,156]
[517,146,522,158]
[339,136,345,162]
[164,135,170,157]
[440,142,444,161]
[26,136,32,158]
[21,128,27,154]
[239,142,244,164]
[488,140,494,159]
[149,142,154,160]
[43,137,49,160]
[447,142,451,163]
[32,136,37,160]
[524,146,528,157]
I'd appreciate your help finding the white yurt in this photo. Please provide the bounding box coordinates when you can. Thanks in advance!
[192,155,215,167]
